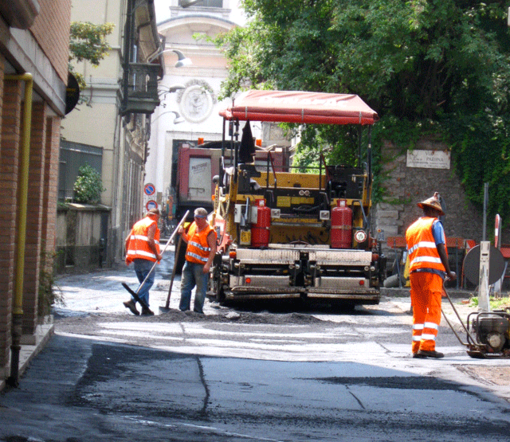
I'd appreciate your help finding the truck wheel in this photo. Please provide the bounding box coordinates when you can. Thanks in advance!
[216,284,226,303]
[211,272,226,303]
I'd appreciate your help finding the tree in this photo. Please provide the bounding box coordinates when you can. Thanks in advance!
[215,0,510,218]
[69,21,115,90]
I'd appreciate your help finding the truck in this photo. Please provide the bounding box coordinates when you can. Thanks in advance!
[171,140,290,272]
[209,90,386,307]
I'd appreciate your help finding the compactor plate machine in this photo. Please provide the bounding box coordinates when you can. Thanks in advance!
[208,90,386,307]
[444,293,510,358]
[445,243,510,358]
[467,310,510,357]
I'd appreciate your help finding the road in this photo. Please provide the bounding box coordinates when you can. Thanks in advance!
[0,253,509,441]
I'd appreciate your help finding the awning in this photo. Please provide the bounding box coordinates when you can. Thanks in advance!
[219,90,379,125]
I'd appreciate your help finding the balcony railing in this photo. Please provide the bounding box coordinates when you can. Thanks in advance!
[122,63,160,115]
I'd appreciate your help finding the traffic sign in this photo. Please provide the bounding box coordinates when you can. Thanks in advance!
[146,200,158,211]
[463,244,505,285]
[144,183,156,196]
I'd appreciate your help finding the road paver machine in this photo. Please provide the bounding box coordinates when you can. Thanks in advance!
[209,90,386,306]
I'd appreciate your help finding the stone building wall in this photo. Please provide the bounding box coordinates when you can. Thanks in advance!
[373,136,487,246]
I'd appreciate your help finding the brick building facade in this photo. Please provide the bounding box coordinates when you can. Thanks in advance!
[0,0,71,386]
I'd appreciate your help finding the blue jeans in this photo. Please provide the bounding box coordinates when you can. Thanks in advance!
[180,261,208,314]
[133,258,156,308]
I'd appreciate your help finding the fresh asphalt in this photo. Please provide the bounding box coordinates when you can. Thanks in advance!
[1,251,510,441]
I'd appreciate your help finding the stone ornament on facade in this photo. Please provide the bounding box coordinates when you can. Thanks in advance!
[178,80,216,123]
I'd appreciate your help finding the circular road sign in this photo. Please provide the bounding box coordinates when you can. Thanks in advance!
[463,244,506,285]
[146,200,158,211]
[144,183,156,196]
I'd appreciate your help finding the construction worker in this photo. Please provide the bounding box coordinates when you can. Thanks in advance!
[124,208,162,316]
[177,207,217,314]
[405,192,456,359]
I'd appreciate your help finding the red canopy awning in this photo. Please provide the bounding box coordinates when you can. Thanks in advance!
[219,90,379,125]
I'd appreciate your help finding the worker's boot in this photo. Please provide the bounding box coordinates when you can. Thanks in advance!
[123,299,139,316]
[415,350,444,359]
[141,307,155,316]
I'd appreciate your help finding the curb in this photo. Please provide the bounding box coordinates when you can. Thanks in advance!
[0,321,55,392]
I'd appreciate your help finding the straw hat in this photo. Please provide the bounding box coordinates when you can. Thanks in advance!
[417,192,444,216]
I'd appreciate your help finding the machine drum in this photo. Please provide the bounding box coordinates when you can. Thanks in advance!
[475,316,510,352]
[486,332,506,352]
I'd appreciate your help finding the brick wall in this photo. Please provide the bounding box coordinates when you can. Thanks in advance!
[0,75,22,367]
[41,116,61,274]
[21,102,47,335]
[0,1,70,382]
[30,0,72,83]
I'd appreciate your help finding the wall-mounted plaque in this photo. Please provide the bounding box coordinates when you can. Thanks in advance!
[406,150,450,169]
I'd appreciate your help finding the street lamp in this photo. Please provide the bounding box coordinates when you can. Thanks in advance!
[148,49,192,67]
[172,49,192,68]
[151,110,185,125]
[158,84,185,97]
[160,84,185,93]
[172,112,185,124]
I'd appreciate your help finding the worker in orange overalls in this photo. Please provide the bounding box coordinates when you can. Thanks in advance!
[405,192,456,359]
[177,207,217,314]
[124,208,162,316]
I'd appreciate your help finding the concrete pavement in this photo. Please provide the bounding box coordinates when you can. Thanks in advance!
[1,252,507,395]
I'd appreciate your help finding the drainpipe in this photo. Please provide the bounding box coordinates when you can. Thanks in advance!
[5,73,33,387]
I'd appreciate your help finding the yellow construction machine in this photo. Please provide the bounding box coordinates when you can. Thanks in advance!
[209,90,386,307]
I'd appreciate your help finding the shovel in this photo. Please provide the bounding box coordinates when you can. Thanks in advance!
[122,211,189,311]
[159,234,184,313]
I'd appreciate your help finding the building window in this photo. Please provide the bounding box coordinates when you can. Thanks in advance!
[180,0,223,7]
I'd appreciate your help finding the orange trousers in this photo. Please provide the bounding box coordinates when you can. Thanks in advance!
[410,272,443,353]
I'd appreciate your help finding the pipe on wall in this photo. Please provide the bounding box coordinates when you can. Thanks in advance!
[5,73,33,387]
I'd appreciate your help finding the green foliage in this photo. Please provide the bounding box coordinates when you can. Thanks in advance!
[214,0,510,220]
[470,296,510,310]
[292,124,364,171]
[73,164,105,204]
[228,0,510,120]
[445,110,510,219]
[38,250,64,319]
[69,21,115,90]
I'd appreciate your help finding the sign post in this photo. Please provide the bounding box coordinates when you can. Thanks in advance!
[478,241,491,312]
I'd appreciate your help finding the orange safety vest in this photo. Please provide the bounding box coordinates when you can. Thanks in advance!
[185,222,216,265]
[126,216,161,264]
[405,217,446,273]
